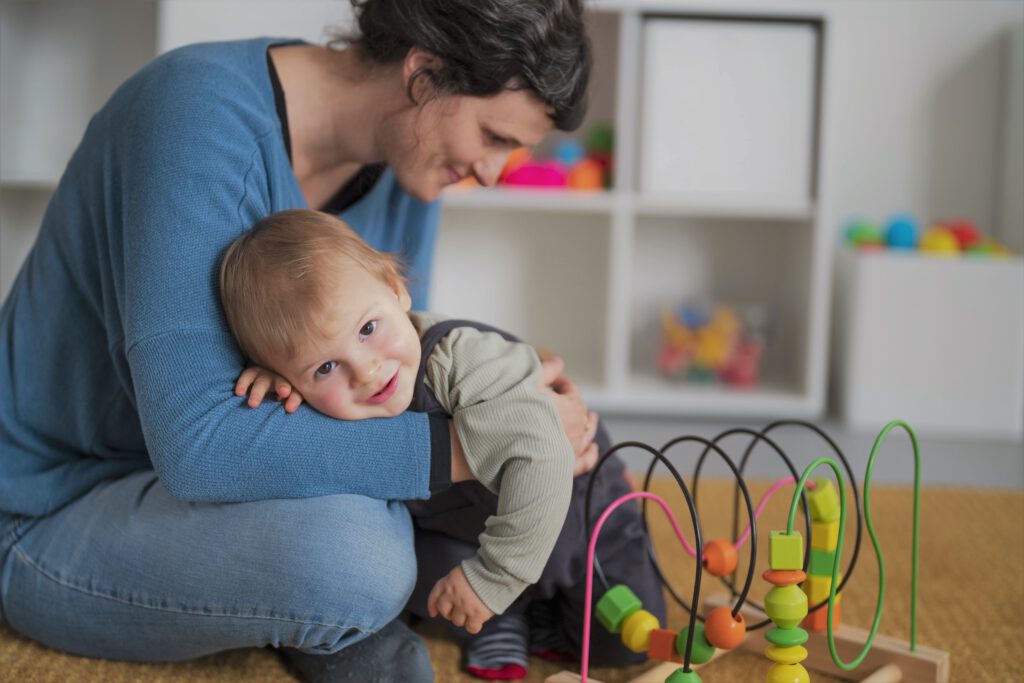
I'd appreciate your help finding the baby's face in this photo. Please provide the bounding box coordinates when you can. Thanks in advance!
[275,266,421,420]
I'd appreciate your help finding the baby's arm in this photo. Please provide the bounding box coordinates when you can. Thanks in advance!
[427,565,494,634]
[426,327,575,617]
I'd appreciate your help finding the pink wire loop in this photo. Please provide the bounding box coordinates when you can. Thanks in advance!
[581,491,693,683]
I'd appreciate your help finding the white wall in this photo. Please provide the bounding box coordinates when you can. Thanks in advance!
[2,0,1023,295]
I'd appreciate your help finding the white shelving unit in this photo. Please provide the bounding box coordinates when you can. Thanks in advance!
[0,0,833,419]
[435,3,832,419]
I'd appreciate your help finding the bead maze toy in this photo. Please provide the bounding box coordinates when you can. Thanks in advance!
[546,420,950,683]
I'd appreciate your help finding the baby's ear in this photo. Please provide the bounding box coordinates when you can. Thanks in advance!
[392,280,413,311]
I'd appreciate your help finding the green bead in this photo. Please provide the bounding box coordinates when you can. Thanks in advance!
[765,626,809,647]
[586,123,614,153]
[675,623,716,664]
[809,547,836,577]
[596,585,642,633]
[764,584,808,629]
[769,531,804,570]
[665,668,703,683]
[845,221,883,246]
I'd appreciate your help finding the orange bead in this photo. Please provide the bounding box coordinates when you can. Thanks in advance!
[702,539,738,577]
[703,606,746,650]
[762,569,807,586]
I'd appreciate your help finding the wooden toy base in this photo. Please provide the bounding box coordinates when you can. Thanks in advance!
[547,595,949,683]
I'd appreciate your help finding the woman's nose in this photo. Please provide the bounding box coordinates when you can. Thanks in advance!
[473,152,508,187]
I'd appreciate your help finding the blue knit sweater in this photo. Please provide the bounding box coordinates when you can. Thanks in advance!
[0,39,446,516]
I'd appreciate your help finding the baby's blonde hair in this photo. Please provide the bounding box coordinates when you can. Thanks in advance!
[219,209,406,367]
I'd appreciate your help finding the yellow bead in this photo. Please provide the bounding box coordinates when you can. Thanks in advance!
[765,645,808,665]
[766,663,810,683]
[764,584,808,629]
[811,519,839,552]
[621,609,659,653]
[808,478,841,522]
[803,573,841,605]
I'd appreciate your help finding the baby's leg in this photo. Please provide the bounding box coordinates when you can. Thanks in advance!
[406,526,530,680]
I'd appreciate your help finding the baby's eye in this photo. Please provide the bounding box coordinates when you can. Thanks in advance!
[359,320,377,341]
[315,361,337,378]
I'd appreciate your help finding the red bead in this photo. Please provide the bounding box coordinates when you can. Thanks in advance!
[703,606,746,650]
[702,539,738,577]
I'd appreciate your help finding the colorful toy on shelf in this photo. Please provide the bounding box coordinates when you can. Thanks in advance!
[884,214,918,249]
[659,303,768,388]
[546,419,951,683]
[494,122,615,191]
[845,214,1015,258]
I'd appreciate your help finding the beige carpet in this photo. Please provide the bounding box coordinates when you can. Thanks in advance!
[2,479,1021,683]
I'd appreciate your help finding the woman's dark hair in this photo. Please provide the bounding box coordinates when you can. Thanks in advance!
[340,0,591,131]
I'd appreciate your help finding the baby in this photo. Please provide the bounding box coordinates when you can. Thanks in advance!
[220,209,664,679]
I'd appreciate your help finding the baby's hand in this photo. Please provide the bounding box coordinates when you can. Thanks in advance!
[234,366,304,413]
[427,565,494,634]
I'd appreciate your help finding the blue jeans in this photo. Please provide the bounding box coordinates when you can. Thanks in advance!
[0,469,417,662]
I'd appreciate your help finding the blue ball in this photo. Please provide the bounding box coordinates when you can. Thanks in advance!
[679,305,711,329]
[554,138,586,166]
[886,214,918,249]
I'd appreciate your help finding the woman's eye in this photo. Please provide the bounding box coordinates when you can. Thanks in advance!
[359,320,377,341]
[487,131,507,146]
[315,361,337,378]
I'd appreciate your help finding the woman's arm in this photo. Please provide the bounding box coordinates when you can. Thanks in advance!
[102,47,448,502]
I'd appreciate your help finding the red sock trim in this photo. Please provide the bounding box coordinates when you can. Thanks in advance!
[466,663,528,680]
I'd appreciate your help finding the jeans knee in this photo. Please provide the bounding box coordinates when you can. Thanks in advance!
[262,496,416,633]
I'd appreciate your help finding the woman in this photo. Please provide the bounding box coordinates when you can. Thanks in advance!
[0,1,592,680]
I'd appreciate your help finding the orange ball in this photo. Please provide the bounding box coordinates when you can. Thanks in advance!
[703,606,747,650]
[702,539,738,577]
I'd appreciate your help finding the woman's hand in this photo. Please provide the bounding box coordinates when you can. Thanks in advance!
[537,354,600,476]
[234,366,304,413]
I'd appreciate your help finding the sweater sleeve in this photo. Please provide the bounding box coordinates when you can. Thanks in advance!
[100,49,446,503]
[424,327,574,614]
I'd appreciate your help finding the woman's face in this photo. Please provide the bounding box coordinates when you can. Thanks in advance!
[382,88,554,202]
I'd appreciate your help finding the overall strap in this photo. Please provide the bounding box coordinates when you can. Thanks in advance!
[409,319,521,414]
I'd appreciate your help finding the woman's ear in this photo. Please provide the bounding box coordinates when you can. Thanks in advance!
[402,47,442,101]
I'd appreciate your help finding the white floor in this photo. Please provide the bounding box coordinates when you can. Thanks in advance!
[602,414,1024,490]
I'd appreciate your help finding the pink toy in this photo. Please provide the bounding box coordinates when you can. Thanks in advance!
[502,160,567,187]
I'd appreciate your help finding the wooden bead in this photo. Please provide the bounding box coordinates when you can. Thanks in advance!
[808,478,841,522]
[762,569,807,586]
[665,668,704,683]
[764,584,808,629]
[811,519,840,552]
[802,596,842,632]
[648,628,683,663]
[765,645,808,665]
[675,623,716,664]
[595,585,642,633]
[769,531,804,570]
[809,547,837,577]
[702,539,738,577]
[703,607,746,650]
[766,662,810,683]
[765,626,808,648]
[621,609,659,653]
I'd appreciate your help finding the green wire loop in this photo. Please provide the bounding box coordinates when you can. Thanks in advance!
[783,419,921,671]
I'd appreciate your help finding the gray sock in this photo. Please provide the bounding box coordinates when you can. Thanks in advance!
[281,619,433,683]
[464,610,529,671]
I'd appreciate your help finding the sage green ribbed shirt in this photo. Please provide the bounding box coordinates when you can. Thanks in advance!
[411,313,575,614]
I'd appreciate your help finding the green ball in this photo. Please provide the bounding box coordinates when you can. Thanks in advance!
[586,123,614,153]
[845,220,883,247]
[675,623,716,664]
